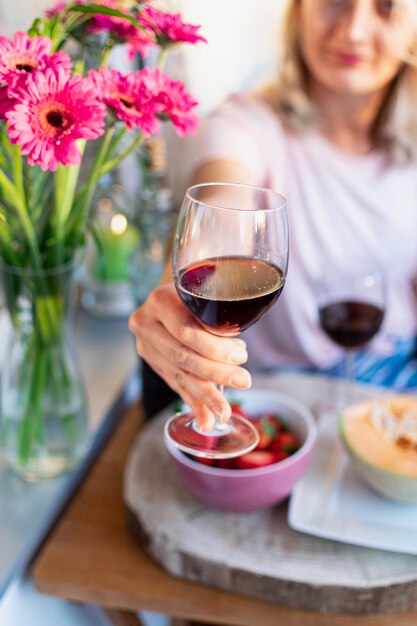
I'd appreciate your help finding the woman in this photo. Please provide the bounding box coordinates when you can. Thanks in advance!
[129,0,417,430]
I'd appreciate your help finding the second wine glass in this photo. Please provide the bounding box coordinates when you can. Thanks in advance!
[165,182,289,458]
[318,265,386,410]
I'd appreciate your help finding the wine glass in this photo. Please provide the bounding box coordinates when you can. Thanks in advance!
[164,182,288,458]
[317,265,386,410]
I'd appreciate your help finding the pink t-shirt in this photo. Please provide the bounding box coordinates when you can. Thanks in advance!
[187,93,417,372]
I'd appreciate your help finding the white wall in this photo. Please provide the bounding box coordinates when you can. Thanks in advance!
[0,0,52,35]
[170,0,282,115]
[153,0,284,121]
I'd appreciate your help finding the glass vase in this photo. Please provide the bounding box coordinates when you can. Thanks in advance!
[0,260,89,481]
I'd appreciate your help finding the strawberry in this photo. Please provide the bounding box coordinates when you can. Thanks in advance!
[252,418,273,449]
[271,432,300,454]
[235,450,276,470]
[252,414,282,449]
[255,428,273,449]
[214,458,237,469]
[272,450,290,463]
[260,413,284,431]
[229,402,250,419]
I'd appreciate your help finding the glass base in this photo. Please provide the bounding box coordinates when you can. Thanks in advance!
[2,441,89,481]
[164,411,259,459]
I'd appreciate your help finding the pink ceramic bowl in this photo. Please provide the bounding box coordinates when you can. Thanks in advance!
[164,388,317,512]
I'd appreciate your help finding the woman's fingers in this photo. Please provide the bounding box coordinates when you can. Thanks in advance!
[132,310,251,423]
[192,404,216,433]
[137,318,251,390]
[140,349,216,429]
[145,285,249,364]
[138,334,233,421]
[128,282,251,429]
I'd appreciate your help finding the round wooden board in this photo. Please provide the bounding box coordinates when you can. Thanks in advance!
[124,374,417,615]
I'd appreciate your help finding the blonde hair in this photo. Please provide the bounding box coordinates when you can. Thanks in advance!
[261,0,417,164]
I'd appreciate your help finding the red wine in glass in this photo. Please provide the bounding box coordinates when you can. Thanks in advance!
[319,300,385,349]
[317,268,386,410]
[178,256,285,336]
[165,182,288,459]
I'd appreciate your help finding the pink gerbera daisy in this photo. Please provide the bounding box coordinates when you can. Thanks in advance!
[139,68,199,137]
[0,86,13,121]
[125,28,155,61]
[138,7,207,47]
[6,68,106,171]
[0,32,72,94]
[88,0,131,38]
[45,1,68,17]
[88,0,155,59]
[90,67,159,135]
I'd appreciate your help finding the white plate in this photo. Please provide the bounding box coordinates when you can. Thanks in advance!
[288,410,417,555]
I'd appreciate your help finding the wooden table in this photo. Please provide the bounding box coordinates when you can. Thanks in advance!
[32,398,417,626]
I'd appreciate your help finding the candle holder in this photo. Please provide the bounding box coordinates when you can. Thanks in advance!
[81,188,141,318]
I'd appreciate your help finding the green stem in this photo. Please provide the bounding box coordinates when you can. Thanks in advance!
[29,169,50,216]
[0,161,65,343]
[105,126,127,162]
[71,127,115,239]
[69,4,145,31]
[100,132,145,177]
[0,160,40,269]
[53,143,85,264]
[36,292,64,343]
[18,344,47,466]
[100,45,112,67]
[12,145,26,202]
[0,128,14,162]
[16,300,72,468]
[0,220,20,265]
[157,48,167,69]
[0,149,9,170]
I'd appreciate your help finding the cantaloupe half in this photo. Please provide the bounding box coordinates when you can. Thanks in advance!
[340,396,417,478]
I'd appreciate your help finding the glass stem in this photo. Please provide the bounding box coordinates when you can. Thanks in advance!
[340,350,355,410]
[212,383,229,430]
[344,350,355,384]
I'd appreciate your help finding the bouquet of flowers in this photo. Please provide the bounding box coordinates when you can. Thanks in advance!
[0,0,206,479]
[0,0,205,267]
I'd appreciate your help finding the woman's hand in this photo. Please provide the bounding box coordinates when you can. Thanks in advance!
[128,282,251,431]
